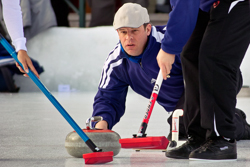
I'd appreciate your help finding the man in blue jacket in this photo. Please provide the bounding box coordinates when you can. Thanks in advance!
[92,3,185,133]
[156,0,250,161]
[92,2,250,149]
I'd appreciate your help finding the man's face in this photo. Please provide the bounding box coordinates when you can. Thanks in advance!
[117,24,151,56]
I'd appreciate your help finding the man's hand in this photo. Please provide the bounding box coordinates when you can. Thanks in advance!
[16,50,40,79]
[156,49,175,80]
[95,120,108,130]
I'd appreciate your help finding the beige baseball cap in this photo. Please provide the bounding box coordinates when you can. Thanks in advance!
[113,3,150,30]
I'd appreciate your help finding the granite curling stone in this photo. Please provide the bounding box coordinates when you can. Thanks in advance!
[65,129,121,158]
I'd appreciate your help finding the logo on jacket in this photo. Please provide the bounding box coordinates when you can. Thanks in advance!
[213,1,220,8]
[151,78,156,84]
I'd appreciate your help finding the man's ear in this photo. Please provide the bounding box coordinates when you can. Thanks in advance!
[146,24,152,36]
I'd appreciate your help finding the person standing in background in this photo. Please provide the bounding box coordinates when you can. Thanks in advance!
[1,0,39,78]
[19,0,57,41]
[86,0,149,27]
[50,0,70,27]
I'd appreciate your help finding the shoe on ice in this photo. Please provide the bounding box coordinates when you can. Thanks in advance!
[165,135,204,159]
[189,136,237,161]
[236,108,250,140]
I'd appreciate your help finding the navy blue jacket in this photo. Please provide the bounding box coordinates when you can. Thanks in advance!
[162,0,217,55]
[93,26,184,129]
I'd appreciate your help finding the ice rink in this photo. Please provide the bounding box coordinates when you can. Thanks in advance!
[1,26,250,166]
[0,92,250,167]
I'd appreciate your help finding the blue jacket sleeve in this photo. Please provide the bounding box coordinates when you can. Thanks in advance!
[161,0,200,54]
[92,71,129,129]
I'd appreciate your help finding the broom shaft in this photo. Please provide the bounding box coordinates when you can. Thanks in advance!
[137,70,164,137]
[0,35,100,152]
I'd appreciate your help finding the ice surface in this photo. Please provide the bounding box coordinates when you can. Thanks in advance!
[0,92,250,167]
[1,26,250,167]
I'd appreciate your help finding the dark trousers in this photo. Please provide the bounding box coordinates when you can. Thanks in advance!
[181,0,250,140]
[168,76,247,141]
[86,0,149,27]
[50,0,70,27]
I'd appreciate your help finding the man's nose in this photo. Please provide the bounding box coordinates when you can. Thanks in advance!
[126,32,133,40]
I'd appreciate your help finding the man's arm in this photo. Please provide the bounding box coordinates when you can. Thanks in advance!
[157,0,200,78]
[93,83,129,129]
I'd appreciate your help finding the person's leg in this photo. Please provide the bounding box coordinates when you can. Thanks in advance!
[236,69,243,94]
[180,9,210,139]
[165,9,209,159]
[50,0,69,27]
[167,66,249,142]
[189,0,250,160]
[234,108,250,140]
[199,0,250,140]
[234,70,250,140]
[233,70,249,140]
[88,0,115,27]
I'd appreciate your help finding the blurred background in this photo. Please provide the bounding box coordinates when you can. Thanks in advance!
[0,0,249,96]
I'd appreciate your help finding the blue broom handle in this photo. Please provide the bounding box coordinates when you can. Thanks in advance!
[0,35,90,143]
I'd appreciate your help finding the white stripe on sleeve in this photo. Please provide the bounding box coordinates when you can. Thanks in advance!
[101,59,123,89]
[99,44,122,88]
[151,26,165,43]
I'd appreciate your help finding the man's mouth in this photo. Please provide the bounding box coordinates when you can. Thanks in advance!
[126,44,135,47]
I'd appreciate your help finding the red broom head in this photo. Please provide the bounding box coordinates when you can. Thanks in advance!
[82,151,114,164]
[119,136,169,149]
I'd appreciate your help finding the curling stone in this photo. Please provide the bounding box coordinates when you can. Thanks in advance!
[65,116,121,158]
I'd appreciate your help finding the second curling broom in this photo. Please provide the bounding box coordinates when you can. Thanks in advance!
[119,70,169,149]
